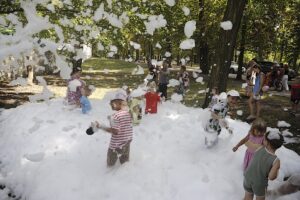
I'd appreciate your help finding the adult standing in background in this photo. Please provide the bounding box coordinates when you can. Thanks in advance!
[282,64,289,92]
[245,59,257,97]
[247,64,264,121]
[158,61,170,100]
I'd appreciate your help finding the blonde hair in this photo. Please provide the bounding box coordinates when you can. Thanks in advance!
[249,118,267,136]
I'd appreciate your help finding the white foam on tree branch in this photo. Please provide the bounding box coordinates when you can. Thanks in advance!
[180,39,195,50]
[182,7,190,16]
[164,0,176,7]
[220,21,233,30]
[144,15,167,35]
[184,20,196,38]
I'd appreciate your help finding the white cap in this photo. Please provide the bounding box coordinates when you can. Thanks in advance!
[112,90,127,101]
[227,90,240,97]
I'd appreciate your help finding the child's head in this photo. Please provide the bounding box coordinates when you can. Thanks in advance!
[110,99,126,110]
[227,90,240,107]
[110,91,127,110]
[162,60,169,69]
[212,87,219,95]
[250,118,267,136]
[71,66,82,78]
[264,131,284,150]
[81,86,92,97]
[180,65,186,72]
[252,64,262,74]
[148,81,157,92]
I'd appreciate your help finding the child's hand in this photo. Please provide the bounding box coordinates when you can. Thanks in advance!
[93,121,100,129]
[232,146,238,152]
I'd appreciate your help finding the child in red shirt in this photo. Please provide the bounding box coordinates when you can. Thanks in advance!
[145,81,161,114]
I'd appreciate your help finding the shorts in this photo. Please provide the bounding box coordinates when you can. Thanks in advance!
[243,178,266,197]
[107,142,131,167]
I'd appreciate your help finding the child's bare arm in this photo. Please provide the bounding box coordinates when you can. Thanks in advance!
[95,121,119,135]
[211,112,221,119]
[232,133,250,152]
[245,140,262,150]
[269,159,280,180]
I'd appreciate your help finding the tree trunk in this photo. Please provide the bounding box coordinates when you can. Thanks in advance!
[203,0,247,108]
[135,49,140,61]
[166,37,172,65]
[236,8,248,80]
[292,52,299,71]
[198,0,209,74]
[279,37,286,63]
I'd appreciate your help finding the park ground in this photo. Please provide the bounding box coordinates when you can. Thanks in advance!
[0,58,299,154]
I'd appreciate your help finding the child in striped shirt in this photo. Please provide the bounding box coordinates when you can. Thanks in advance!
[95,91,133,167]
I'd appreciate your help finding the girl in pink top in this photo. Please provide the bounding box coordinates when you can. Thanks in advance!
[232,118,266,171]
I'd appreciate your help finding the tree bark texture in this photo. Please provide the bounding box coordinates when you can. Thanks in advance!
[198,0,209,74]
[236,8,248,80]
[203,0,247,108]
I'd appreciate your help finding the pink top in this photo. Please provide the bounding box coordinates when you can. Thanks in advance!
[243,133,264,170]
[247,134,264,152]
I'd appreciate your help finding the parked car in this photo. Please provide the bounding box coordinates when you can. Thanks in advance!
[255,61,274,74]
[229,61,246,74]
[256,61,297,80]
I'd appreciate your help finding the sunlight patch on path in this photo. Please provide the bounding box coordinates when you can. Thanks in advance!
[11,85,116,100]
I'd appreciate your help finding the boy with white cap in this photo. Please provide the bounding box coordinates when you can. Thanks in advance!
[204,89,240,147]
[93,90,133,167]
[227,89,240,118]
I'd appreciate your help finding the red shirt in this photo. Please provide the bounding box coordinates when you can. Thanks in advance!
[145,92,160,113]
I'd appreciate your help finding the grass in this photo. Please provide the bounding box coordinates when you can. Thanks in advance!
[81,58,147,89]
[82,57,145,72]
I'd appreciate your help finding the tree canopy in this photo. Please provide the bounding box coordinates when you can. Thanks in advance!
[0,0,299,91]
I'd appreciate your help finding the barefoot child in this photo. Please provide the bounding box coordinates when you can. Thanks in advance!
[243,131,284,200]
[232,118,266,170]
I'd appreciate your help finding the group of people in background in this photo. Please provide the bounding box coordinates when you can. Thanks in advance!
[148,59,190,98]
[65,60,299,200]
[245,59,300,120]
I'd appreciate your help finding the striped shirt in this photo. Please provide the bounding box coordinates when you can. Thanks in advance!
[109,110,133,149]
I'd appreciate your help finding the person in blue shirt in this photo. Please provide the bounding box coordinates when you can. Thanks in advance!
[80,86,92,114]
[247,64,265,121]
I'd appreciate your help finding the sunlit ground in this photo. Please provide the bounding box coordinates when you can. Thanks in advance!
[8,85,116,100]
